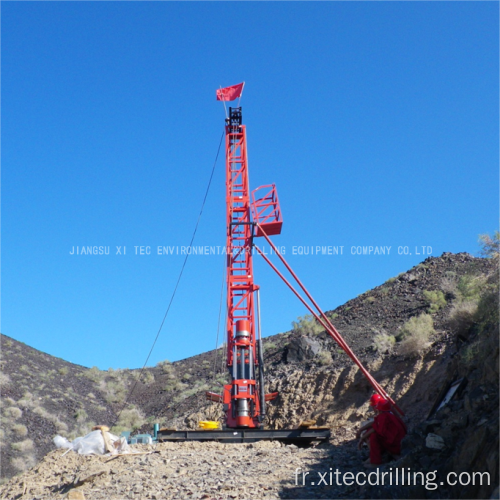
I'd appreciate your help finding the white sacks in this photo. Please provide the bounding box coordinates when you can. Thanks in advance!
[53,430,130,455]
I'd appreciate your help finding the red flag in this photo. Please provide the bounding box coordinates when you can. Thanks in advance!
[216,82,244,101]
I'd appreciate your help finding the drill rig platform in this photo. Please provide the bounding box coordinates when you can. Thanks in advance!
[157,427,330,445]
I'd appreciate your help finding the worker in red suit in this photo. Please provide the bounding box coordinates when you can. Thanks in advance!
[356,394,407,467]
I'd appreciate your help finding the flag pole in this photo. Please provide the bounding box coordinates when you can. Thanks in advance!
[237,81,245,108]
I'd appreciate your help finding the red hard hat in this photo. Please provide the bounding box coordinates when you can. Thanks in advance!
[376,399,392,412]
[369,394,383,407]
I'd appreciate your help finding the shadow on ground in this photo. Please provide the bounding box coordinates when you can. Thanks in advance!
[277,437,453,500]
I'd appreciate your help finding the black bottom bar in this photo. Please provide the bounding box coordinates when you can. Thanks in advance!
[157,428,330,445]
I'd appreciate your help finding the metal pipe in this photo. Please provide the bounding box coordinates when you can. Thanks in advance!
[256,289,266,424]
[232,345,237,380]
[240,346,245,379]
[249,345,254,381]
[253,241,403,416]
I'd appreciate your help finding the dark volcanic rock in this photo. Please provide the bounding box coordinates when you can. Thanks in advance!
[285,336,321,363]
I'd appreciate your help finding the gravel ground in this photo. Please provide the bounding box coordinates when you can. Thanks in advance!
[0,439,372,500]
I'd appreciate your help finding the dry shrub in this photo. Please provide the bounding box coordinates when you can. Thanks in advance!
[398,314,434,357]
[32,406,68,432]
[461,341,481,367]
[74,409,88,423]
[440,276,457,296]
[141,371,155,384]
[372,333,396,354]
[292,314,323,336]
[475,257,499,330]
[100,379,127,404]
[478,231,500,258]
[4,407,22,420]
[423,290,447,313]
[11,439,34,452]
[112,407,145,434]
[157,360,175,375]
[12,424,28,437]
[457,275,486,302]
[447,300,479,336]
[0,372,11,387]
[316,350,333,365]
[18,392,39,409]
[84,366,103,383]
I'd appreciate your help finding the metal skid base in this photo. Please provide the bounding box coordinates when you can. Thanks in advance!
[157,428,331,445]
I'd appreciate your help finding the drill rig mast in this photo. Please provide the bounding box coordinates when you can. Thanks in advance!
[206,106,281,428]
[223,107,262,428]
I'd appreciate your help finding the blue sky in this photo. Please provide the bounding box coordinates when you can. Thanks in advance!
[2,2,498,370]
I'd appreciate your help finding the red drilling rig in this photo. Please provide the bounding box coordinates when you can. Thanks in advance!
[157,84,402,443]
[205,106,281,428]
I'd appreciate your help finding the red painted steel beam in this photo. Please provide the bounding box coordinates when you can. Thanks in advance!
[254,224,404,417]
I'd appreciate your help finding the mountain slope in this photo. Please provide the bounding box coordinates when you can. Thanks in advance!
[1,251,498,499]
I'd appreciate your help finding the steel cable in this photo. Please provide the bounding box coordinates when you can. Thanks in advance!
[112,129,225,428]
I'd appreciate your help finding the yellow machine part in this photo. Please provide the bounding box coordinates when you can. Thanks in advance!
[198,421,221,430]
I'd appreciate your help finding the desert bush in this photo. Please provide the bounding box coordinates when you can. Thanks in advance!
[74,409,88,423]
[440,274,458,296]
[397,314,434,357]
[478,231,500,258]
[157,359,175,374]
[141,371,155,385]
[292,314,323,336]
[423,290,447,313]
[4,407,22,420]
[476,284,499,329]
[365,296,376,303]
[372,333,396,354]
[98,376,128,405]
[32,406,68,432]
[263,341,277,352]
[0,372,11,387]
[12,424,28,437]
[209,373,229,391]
[447,300,479,336]
[456,275,485,303]
[11,439,34,452]
[461,341,481,367]
[58,367,69,376]
[174,387,201,402]
[316,350,333,366]
[84,366,103,383]
[112,407,145,434]
[182,373,192,381]
[163,381,177,392]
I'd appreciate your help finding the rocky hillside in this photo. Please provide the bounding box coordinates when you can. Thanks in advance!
[1,251,498,498]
